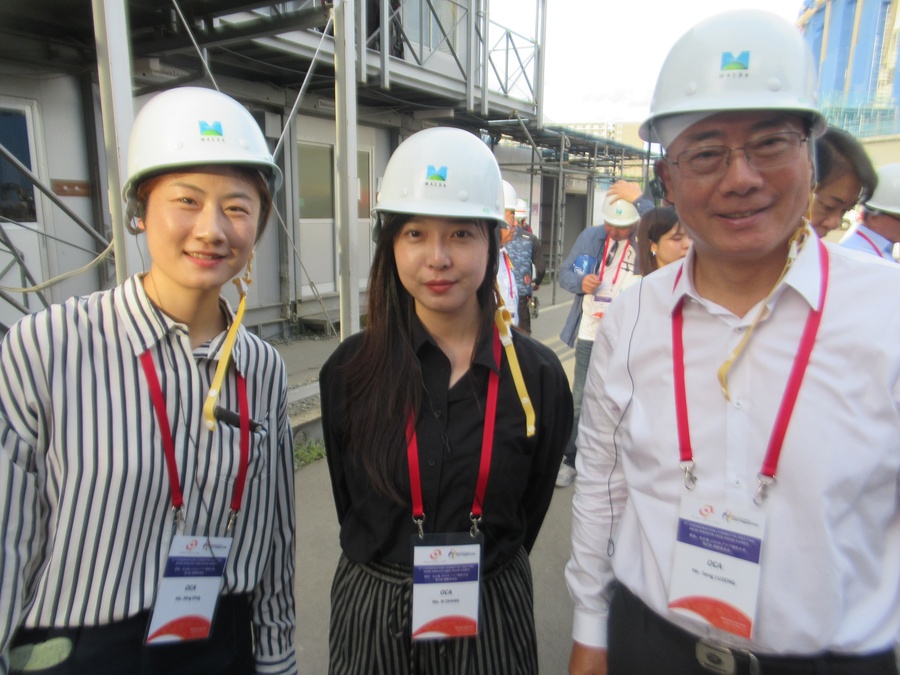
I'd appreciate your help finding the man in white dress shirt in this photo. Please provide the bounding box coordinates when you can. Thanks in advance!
[566,9,900,675]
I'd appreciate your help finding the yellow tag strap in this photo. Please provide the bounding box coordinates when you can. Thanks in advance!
[493,302,536,438]
[203,278,248,431]
[716,224,809,400]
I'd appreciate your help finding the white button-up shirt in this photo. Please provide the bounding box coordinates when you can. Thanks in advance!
[567,232,900,656]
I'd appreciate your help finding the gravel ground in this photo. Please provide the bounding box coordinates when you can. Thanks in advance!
[288,394,320,419]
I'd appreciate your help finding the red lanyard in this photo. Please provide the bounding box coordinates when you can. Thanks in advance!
[501,250,515,292]
[406,327,501,537]
[599,237,631,285]
[671,238,829,502]
[857,230,885,258]
[139,350,251,529]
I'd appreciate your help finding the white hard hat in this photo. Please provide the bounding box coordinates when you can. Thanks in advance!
[374,127,505,226]
[515,198,528,219]
[864,163,900,216]
[600,193,639,228]
[123,87,281,219]
[502,181,518,211]
[639,10,826,144]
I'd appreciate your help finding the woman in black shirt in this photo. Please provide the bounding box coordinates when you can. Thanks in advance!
[319,127,572,675]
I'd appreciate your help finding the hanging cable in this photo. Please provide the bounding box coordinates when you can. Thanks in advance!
[171,0,221,91]
[273,7,335,159]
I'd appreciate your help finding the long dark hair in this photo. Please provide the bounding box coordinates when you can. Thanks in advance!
[339,213,499,501]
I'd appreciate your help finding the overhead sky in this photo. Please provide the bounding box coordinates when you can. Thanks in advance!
[488,1,807,124]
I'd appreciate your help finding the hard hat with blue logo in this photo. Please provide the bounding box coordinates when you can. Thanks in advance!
[373,127,505,232]
[639,9,826,145]
[123,87,282,220]
[600,193,639,228]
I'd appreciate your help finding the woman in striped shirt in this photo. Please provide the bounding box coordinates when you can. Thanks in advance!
[0,87,296,674]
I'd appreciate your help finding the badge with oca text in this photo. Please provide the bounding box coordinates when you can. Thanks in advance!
[410,532,483,641]
[668,495,766,640]
[591,280,617,318]
[146,534,233,644]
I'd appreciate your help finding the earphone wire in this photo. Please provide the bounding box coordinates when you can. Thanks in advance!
[606,274,642,557]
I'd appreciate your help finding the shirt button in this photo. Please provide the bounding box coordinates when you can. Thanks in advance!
[734,478,743,487]
[427,459,436,467]
[734,400,743,409]
[434,410,442,418]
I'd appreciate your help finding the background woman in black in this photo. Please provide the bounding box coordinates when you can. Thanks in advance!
[319,127,572,675]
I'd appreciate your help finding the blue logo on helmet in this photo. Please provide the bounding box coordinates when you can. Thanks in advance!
[426,165,447,182]
[199,121,224,139]
[721,51,750,71]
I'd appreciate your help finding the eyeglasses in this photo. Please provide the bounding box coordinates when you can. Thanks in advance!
[666,131,808,178]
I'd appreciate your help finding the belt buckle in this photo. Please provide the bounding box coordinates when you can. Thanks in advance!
[696,639,736,675]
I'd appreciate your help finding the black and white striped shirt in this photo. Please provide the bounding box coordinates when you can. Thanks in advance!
[0,276,296,674]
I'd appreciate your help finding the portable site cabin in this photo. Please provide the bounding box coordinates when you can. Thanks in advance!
[0,0,646,338]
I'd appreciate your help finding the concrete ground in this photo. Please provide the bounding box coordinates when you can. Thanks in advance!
[279,283,578,674]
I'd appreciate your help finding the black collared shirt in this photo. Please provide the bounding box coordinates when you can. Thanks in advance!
[320,320,573,572]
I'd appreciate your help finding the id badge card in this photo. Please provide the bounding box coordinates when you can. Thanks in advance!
[146,534,233,644]
[668,496,766,639]
[410,532,482,640]
[591,282,615,318]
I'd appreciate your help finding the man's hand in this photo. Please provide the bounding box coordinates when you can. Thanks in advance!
[581,273,601,294]
[569,642,608,675]
[606,180,642,205]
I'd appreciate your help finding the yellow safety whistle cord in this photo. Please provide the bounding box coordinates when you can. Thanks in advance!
[494,287,536,437]
[203,257,253,431]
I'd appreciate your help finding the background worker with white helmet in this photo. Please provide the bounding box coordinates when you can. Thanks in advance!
[319,126,571,675]
[514,198,529,229]
[0,87,297,673]
[505,194,545,336]
[841,163,900,261]
[498,180,520,325]
[554,193,640,488]
[567,10,900,675]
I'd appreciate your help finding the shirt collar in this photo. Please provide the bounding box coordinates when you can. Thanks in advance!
[115,274,249,374]
[410,314,500,375]
[669,224,826,314]
[856,223,894,255]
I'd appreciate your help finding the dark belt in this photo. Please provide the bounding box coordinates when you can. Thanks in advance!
[9,595,254,675]
[611,583,898,675]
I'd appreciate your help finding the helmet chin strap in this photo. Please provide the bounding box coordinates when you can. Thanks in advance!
[203,250,254,431]
[493,284,536,437]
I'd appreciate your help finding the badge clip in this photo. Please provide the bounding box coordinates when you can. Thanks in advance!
[413,515,425,540]
[469,513,481,538]
[753,473,775,505]
[680,461,697,490]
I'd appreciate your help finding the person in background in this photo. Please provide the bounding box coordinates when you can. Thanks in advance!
[605,179,656,227]
[635,206,691,275]
[555,194,639,489]
[0,87,296,674]
[810,126,877,239]
[506,198,545,335]
[515,198,533,233]
[841,162,900,261]
[566,10,900,675]
[320,127,572,675]
[497,180,519,324]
